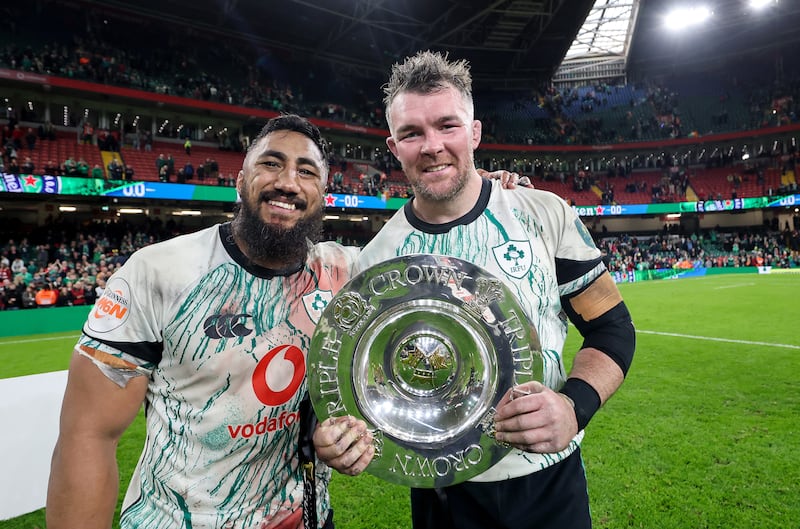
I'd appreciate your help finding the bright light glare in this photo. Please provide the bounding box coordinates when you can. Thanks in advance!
[749,0,776,9]
[664,6,713,31]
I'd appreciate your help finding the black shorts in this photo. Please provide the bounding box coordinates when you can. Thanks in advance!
[323,508,335,529]
[410,448,591,529]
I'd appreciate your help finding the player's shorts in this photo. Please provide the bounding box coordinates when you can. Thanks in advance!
[323,509,334,529]
[410,448,591,529]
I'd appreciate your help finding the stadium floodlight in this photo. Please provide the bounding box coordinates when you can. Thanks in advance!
[664,6,713,31]
[58,206,77,212]
[118,208,144,214]
[749,0,777,10]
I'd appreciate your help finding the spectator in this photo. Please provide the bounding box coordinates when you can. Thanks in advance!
[25,128,37,150]
[56,286,72,307]
[69,281,87,305]
[39,121,56,141]
[91,164,104,179]
[11,124,24,150]
[0,261,10,283]
[1,278,21,309]
[44,160,60,175]
[94,277,106,298]
[210,158,219,181]
[63,157,78,176]
[21,285,37,309]
[183,161,194,180]
[34,283,58,307]
[166,154,175,179]
[156,153,166,177]
[10,256,25,276]
[81,121,94,145]
[107,158,123,179]
[77,158,90,177]
[21,156,35,174]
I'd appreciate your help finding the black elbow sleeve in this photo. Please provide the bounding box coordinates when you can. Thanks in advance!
[564,300,636,376]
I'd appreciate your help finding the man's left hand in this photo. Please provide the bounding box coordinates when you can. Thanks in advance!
[477,168,534,189]
[493,381,577,453]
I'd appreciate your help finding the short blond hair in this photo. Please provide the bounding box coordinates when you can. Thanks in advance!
[382,50,474,129]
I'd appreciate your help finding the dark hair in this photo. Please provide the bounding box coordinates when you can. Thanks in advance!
[248,114,329,162]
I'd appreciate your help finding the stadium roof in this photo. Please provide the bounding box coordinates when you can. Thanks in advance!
[55,0,800,89]
[564,0,639,59]
[70,0,596,90]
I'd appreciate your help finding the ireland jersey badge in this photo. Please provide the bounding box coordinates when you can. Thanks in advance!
[492,240,532,279]
[303,289,333,324]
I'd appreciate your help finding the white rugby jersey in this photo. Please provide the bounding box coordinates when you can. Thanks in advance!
[78,223,358,529]
[355,179,605,482]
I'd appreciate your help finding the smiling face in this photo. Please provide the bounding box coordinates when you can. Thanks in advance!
[386,85,482,205]
[233,129,327,268]
[238,130,327,229]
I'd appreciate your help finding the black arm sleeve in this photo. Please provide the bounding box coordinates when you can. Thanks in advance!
[562,297,636,376]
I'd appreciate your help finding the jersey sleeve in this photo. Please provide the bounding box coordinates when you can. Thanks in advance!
[535,192,605,297]
[77,249,166,377]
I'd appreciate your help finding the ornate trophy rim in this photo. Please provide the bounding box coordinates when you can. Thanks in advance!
[308,254,543,488]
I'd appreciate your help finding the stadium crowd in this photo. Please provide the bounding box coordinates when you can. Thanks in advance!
[1,219,798,311]
[2,1,800,147]
[599,226,800,273]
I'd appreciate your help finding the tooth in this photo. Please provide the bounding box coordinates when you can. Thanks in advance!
[269,201,295,210]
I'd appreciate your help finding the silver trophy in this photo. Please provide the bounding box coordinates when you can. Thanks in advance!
[308,254,543,487]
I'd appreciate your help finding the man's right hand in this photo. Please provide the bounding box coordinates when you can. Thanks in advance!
[313,415,375,476]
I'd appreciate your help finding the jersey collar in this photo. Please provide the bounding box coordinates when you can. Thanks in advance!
[403,178,491,234]
[219,223,305,278]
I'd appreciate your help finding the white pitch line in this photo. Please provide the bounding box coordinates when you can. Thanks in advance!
[637,330,800,350]
[713,282,755,290]
[0,335,80,346]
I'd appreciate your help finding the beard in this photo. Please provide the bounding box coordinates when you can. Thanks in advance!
[408,164,470,202]
[232,189,324,267]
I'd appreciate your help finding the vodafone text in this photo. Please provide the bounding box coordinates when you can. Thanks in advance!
[227,410,299,439]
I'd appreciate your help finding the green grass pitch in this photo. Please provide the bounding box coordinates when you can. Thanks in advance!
[1,274,798,528]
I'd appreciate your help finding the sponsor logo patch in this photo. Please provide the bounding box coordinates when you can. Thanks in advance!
[252,344,306,406]
[203,313,253,339]
[87,277,131,333]
[227,411,300,439]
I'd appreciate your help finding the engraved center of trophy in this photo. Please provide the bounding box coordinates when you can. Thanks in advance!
[393,334,456,397]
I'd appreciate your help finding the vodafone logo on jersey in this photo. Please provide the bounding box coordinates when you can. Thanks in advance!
[225,345,306,440]
[87,277,131,333]
[251,344,306,406]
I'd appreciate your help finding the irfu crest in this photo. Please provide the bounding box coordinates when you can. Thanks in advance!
[492,240,533,279]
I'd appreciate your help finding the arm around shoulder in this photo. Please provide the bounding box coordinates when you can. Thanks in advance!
[46,351,148,529]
